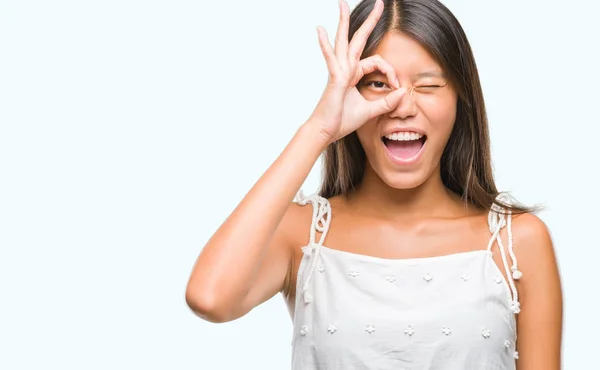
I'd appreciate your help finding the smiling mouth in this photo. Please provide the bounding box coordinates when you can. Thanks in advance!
[382,133,427,161]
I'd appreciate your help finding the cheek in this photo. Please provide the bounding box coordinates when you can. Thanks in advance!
[416,92,456,133]
[355,119,380,151]
[359,89,389,102]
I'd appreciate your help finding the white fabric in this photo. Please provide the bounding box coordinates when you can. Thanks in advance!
[291,191,520,370]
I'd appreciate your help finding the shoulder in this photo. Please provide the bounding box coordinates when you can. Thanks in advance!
[510,212,561,302]
[279,191,331,300]
[278,194,314,243]
[282,190,331,246]
[511,212,554,264]
[508,214,563,365]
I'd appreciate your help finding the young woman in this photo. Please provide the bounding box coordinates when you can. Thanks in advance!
[186,0,563,368]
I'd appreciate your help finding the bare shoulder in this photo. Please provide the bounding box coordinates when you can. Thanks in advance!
[510,212,560,286]
[509,213,563,366]
[510,212,555,270]
[282,194,322,247]
[278,192,327,306]
[512,212,550,237]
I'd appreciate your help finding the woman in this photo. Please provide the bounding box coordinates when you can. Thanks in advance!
[186,0,563,368]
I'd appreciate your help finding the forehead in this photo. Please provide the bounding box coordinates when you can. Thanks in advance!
[369,32,444,79]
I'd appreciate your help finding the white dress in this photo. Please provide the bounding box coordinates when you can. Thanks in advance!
[291,191,522,370]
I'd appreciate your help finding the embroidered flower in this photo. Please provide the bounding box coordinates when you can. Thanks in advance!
[503,340,511,348]
[442,326,452,335]
[461,274,470,281]
[365,324,375,334]
[385,274,396,283]
[348,271,360,278]
[423,273,433,282]
[514,351,519,359]
[300,325,308,336]
[481,328,491,338]
[404,325,415,336]
[303,290,313,304]
[494,276,503,284]
[327,324,337,334]
[318,265,325,273]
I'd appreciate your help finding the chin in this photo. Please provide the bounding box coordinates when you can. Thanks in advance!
[378,169,430,190]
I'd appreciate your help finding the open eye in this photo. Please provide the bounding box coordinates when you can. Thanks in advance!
[364,81,391,90]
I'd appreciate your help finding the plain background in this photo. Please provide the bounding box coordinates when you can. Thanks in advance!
[1,0,598,368]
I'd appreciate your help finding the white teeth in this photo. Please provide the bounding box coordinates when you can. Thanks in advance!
[384,132,423,141]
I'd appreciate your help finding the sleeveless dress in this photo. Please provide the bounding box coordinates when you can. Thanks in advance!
[291,190,522,370]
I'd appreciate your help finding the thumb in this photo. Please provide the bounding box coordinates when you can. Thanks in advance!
[367,87,407,119]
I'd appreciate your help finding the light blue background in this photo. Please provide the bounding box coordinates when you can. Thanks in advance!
[1,0,597,368]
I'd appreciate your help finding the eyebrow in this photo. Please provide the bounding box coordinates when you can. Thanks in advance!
[412,71,447,81]
[362,70,447,81]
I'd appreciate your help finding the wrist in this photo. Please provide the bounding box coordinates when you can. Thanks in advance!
[298,119,333,151]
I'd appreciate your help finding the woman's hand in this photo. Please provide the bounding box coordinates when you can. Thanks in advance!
[307,0,407,145]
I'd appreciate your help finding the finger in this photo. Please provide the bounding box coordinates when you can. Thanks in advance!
[317,26,340,74]
[348,0,384,60]
[358,54,399,88]
[367,87,407,118]
[334,0,350,58]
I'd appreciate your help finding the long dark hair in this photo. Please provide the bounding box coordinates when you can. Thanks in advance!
[319,0,532,214]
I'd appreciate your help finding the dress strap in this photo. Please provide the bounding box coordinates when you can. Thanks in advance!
[294,189,332,305]
[486,193,522,314]
[487,192,523,359]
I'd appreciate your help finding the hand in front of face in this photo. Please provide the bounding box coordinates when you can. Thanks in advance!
[308,0,407,145]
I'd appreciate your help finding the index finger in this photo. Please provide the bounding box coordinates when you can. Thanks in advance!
[348,0,384,60]
[334,0,350,58]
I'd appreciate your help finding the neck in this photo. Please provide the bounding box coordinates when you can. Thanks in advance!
[349,165,467,221]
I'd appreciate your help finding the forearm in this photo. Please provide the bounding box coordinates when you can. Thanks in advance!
[186,121,328,319]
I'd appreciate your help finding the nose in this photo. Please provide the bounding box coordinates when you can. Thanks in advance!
[388,87,418,119]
